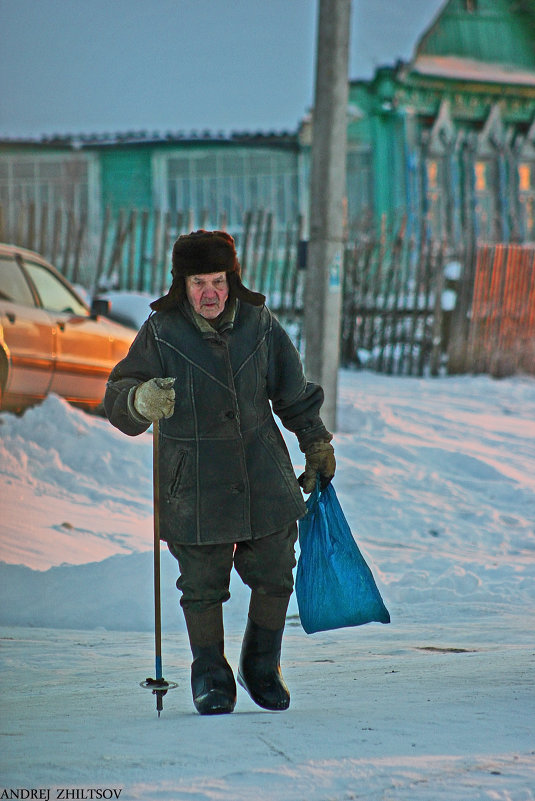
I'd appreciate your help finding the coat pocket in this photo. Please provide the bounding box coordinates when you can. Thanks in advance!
[261,424,296,480]
[168,449,188,499]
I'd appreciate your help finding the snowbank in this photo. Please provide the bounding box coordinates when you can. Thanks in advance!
[1,371,533,631]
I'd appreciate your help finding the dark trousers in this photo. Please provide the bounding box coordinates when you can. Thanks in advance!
[167,523,298,637]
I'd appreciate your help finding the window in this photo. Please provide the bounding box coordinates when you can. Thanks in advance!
[473,159,499,240]
[518,162,535,240]
[346,148,373,228]
[0,155,91,217]
[475,161,487,191]
[163,147,300,230]
[518,163,533,192]
[23,261,88,316]
[0,257,35,305]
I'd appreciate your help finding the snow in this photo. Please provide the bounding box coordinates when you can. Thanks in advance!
[1,370,534,800]
[74,285,153,330]
[98,290,154,330]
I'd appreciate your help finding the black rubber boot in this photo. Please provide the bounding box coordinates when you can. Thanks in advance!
[237,617,290,711]
[191,642,236,715]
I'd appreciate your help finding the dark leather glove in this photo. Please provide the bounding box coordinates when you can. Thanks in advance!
[298,440,336,494]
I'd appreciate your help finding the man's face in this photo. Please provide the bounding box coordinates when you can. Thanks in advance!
[185,272,229,319]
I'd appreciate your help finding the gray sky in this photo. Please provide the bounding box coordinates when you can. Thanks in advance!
[0,0,446,138]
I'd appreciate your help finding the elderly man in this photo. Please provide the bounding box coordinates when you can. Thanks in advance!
[104,230,335,715]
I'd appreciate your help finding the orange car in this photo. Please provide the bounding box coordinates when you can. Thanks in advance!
[0,243,137,412]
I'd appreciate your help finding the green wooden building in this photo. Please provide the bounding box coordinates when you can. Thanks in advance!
[346,0,535,244]
[0,132,302,238]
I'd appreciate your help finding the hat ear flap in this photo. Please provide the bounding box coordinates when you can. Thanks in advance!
[227,271,265,307]
[150,276,185,311]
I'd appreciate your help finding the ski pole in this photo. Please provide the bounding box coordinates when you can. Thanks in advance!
[153,417,163,682]
[141,416,177,715]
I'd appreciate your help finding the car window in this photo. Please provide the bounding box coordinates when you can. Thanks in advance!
[23,261,88,316]
[0,256,36,306]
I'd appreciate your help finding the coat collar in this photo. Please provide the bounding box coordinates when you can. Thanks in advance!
[182,297,238,337]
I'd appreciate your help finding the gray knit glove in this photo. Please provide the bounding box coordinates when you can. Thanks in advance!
[134,377,175,421]
[298,440,336,494]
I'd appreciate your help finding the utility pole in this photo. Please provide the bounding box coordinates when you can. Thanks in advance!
[304,0,351,432]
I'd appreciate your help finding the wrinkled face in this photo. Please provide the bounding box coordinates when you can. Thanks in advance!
[185,271,229,319]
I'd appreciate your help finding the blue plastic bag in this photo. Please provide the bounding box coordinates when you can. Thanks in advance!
[295,482,390,634]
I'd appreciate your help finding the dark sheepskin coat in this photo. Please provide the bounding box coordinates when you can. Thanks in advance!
[104,302,329,546]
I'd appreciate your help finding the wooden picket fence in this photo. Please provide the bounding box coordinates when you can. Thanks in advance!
[0,201,305,301]
[2,201,534,376]
[0,201,90,286]
[340,218,449,376]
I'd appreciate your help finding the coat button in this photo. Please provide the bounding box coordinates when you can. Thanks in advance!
[230,483,245,494]
[225,410,236,420]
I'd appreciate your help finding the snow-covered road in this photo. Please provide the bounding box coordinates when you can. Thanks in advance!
[1,370,534,799]
[2,618,533,800]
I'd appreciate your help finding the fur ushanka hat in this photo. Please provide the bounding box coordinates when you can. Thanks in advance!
[150,229,265,311]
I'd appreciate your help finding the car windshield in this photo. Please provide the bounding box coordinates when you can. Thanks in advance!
[0,257,36,305]
[23,261,88,316]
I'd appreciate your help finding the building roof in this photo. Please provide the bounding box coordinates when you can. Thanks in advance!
[0,129,299,151]
[415,0,535,72]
